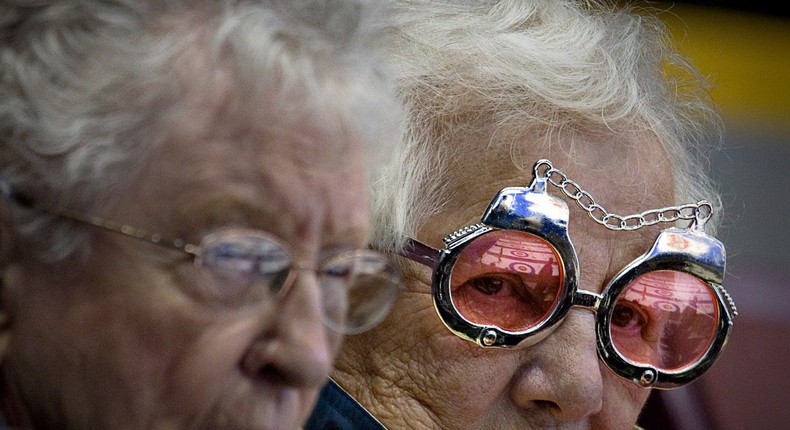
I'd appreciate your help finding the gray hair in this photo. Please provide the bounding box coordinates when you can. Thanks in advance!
[0,0,401,261]
[371,0,724,250]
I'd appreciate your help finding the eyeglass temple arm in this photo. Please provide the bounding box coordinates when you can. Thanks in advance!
[0,181,198,257]
[399,237,440,271]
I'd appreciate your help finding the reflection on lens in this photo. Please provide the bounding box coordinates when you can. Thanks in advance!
[199,231,292,298]
[610,270,719,371]
[320,251,401,334]
[450,230,563,331]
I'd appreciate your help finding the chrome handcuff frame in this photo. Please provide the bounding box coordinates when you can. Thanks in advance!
[404,159,738,388]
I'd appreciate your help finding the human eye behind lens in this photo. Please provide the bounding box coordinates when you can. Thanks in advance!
[464,266,557,303]
[610,300,667,365]
[611,302,648,333]
[322,261,352,280]
[465,272,525,297]
[611,300,667,347]
[320,249,398,281]
[450,268,556,331]
[197,230,293,300]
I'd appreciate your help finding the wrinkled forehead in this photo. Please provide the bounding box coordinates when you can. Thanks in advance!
[426,128,675,237]
[161,41,366,173]
[121,68,372,249]
[543,135,675,212]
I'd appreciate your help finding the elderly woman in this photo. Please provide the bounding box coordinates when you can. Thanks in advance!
[0,0,402,428]
[306,1,738,429]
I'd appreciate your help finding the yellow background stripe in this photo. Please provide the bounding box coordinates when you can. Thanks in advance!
[657,3,790,135]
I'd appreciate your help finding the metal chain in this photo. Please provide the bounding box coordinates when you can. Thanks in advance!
[534,160,711,231]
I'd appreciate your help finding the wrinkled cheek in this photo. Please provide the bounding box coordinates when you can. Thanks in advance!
[594,372,651,429]
[168,323,258,387]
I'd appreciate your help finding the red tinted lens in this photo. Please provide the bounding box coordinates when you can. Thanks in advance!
[450,230,563,331]
[610,270,719,371]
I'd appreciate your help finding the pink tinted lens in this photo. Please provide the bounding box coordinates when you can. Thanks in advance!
[610,270,719,371]
[450,230,563,331]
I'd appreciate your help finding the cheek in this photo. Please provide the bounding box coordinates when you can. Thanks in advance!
[327,329,344,357]
[412,332,522,425]
[163,315,265,397]
[596,369,651,428]
[117,301,276,420]
[351,284,517,412]
[3,270,216,421]
[38,262,265,411]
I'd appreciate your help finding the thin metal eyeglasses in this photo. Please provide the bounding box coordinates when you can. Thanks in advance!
[0,183,402,335]
[398,159,737,389]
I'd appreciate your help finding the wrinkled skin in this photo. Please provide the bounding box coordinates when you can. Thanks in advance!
[0,69,371,429]
[333,139,673,429]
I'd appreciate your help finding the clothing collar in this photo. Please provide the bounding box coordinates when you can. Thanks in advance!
[304,378,386,430]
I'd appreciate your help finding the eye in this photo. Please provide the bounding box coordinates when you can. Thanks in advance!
[448,229,564,331]
[317,250,402,334]
[453,271,552,330]
[468,275,508,295]
[322,261,352,279]
[611,302,648,331]
[461,271,545,309]
[610,270,721,370]
[196,229,293,299]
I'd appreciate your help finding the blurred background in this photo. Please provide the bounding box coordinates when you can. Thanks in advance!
[637,2,790,429]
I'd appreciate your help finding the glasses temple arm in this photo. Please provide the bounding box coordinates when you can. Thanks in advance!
[0,181,198,257]
[399,237,440,271]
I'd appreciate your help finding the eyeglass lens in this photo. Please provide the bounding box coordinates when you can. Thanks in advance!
[197,230,400,334]
[611,270,719,371]
[199,232,292,295]
[449,230,720,372]
[450,230,563,332]
[320,251,402,334]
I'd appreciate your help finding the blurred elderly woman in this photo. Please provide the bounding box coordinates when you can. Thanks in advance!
[306,1,738,429]
[0,0,402,428]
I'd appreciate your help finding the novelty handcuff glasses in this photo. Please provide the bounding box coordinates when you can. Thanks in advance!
[400,159,737,389]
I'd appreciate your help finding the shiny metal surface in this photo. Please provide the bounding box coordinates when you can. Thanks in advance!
[398,159,737,388]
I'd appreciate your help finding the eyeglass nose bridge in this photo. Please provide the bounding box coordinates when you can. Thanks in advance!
[571,289,603,312]
[271,263,316,300]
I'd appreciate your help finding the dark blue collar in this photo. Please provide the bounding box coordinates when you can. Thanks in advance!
[304,379,386,430]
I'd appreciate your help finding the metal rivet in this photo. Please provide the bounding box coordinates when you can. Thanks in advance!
[482,329,497,346]
[639,369,656,387]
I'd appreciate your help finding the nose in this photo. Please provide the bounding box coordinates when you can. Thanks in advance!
[510,309,603,422]
[241,270,340,388]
